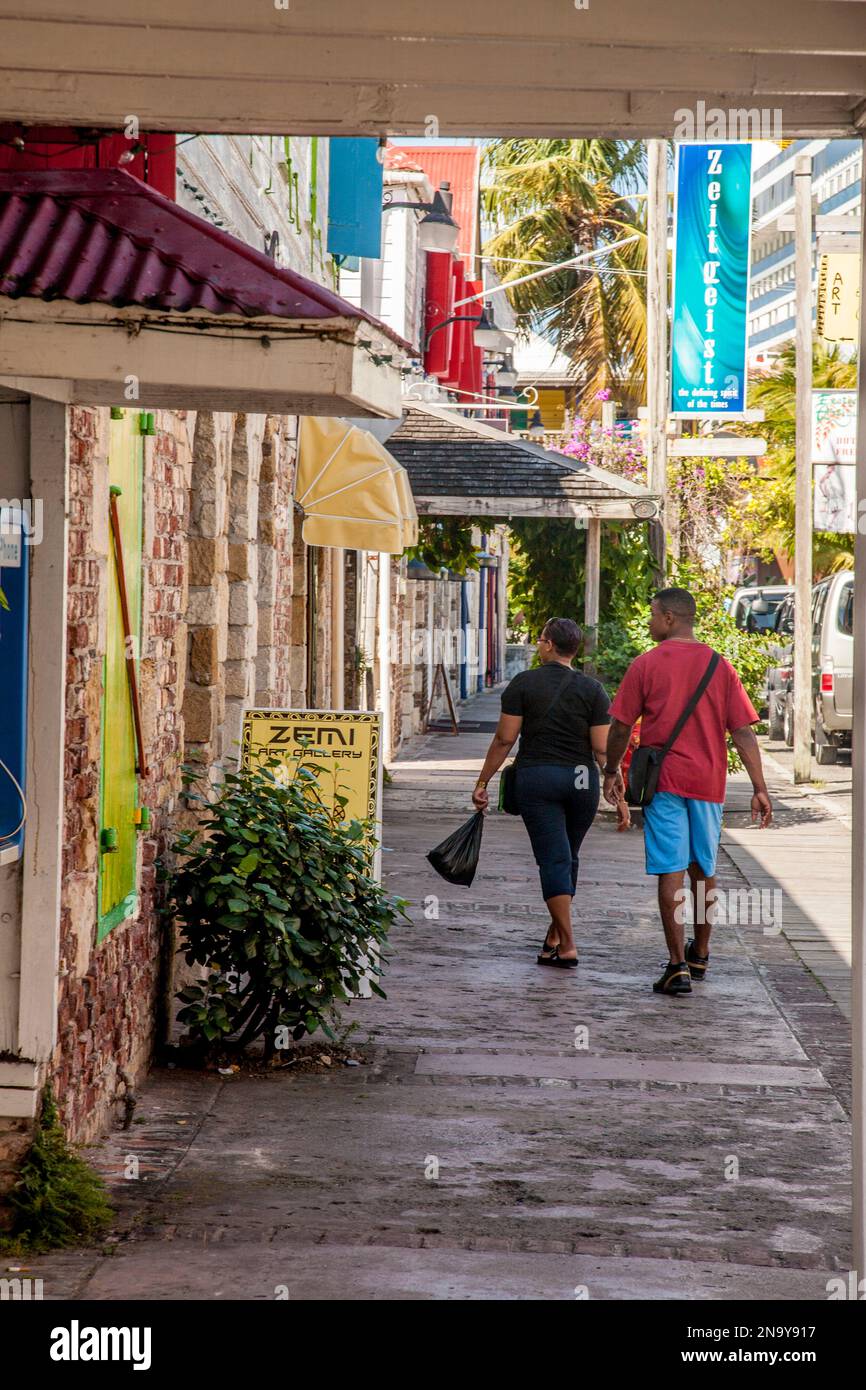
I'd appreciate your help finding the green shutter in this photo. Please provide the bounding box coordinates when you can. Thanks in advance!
[97,413,143,941]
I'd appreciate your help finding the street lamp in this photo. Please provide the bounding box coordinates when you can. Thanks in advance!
[423,301,503,352]
[382,181,460,255]
[486,355,518,389]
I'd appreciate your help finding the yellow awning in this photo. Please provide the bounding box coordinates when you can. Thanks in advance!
[296,417,418,554]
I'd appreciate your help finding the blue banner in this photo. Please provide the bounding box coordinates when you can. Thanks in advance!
[327,138,383,261]
[670,143,752,416]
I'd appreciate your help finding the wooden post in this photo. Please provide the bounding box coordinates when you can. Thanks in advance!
[584,517,601,672]
[647,138,668,586]
[330,548,345,709]
[793,155,813,785]
[850,134,866,1288]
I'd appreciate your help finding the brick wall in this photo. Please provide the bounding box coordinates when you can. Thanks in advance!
[54,406,189,1145]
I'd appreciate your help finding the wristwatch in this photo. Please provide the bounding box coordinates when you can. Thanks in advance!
[603,764,620,776]
[475,780,488,790]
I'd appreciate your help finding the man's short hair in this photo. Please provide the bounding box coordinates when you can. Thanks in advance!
[542,617,583,657]
[653,587,697,620]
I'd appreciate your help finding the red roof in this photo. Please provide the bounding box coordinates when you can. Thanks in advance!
[0,170,407,344]
[383,149,426,175]
[391,146,480,272]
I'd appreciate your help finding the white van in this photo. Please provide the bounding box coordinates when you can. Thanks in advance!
[811,570,854,764]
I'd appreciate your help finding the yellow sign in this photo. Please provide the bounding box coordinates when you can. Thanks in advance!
[241,708,382,829]
[816,254,860,345]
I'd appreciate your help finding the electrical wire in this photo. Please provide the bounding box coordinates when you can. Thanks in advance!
[0,754,26,844]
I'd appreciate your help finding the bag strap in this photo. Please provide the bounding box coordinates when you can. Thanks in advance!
[522,669,580,753]
[659,650,721,757]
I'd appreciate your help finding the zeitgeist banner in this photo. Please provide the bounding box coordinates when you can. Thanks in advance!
[670,143,753,416]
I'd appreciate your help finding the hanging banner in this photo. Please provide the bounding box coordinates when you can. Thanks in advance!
[241,708,382,833]
[812,388,857,465]
[816,253,860,346]
[670,143,753,417]
[814,464,856,533]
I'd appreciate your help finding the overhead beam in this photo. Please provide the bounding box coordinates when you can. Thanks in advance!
[0,302,404,417]
[3,25,866,97]
[3,2,866,56]
[414,496,657,520]
[0,3,863,135]
[0,76,856,138]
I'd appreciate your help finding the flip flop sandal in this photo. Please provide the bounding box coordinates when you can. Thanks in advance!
[537,931,559,961]
[537,950,578,969]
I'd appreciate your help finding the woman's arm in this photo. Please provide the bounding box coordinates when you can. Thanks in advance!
[472,713,522,811]
[590,722,613,773]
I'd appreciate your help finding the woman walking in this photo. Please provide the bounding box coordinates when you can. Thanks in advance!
[472,618,624,968]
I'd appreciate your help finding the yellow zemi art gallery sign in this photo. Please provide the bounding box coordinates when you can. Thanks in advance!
[241,708,382,829]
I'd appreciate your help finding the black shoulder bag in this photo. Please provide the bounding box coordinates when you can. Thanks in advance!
[498,671,578,815]
[625,650,721,809]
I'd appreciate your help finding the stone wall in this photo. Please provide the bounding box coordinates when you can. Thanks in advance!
[54,406,190,1144]
[50,404,321,1147]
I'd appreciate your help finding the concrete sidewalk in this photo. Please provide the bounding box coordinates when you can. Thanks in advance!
[25,688,851,1300]
[723,743,851,1021]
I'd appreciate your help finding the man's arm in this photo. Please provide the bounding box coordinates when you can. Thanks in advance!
[729,724,773,828]
[601,717,633,806]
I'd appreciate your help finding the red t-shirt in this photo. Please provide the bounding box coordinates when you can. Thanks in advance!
[609,641,758,803]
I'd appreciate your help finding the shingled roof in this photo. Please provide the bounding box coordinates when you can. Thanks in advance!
[387,405,659,520]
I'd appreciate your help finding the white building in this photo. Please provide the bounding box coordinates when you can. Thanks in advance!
[748,138,861,366]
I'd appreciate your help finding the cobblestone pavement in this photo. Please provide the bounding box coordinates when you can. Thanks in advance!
[26,690,851,1300]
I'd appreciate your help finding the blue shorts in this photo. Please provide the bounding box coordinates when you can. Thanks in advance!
[642,791,723,876]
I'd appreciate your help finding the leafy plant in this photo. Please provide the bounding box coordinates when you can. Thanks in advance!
[727,342,857,575]
[164,758,406,1058]
[482,139,648,409]
[1,1088,113,1253]
[407,518,482,576]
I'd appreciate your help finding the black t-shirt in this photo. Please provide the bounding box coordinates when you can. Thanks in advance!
[500,664,611,767]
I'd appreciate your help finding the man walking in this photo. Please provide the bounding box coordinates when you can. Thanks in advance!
[603,588,773,996]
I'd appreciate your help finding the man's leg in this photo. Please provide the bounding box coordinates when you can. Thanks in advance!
[643,793,690,963]
[684,800,724,977]
[644,793,692,994]
[687,863,717,958]
[658,870,688,963]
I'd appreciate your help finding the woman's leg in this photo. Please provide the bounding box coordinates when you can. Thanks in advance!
[565,765,601,893]
[517,766,577,957]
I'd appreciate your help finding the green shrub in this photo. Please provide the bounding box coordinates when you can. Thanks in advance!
[1,1089,113,1253]
[165,759,406,1058]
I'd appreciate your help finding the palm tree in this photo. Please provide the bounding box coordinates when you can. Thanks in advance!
[735,343,857,573]
[481,140,648,412]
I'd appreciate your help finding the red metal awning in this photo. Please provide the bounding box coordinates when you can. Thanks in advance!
[0,170,408,417]
[0,169,407,344]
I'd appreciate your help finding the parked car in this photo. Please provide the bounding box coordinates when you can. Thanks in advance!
[729,584,794,633]
[811,570,854,764]
[769,572,853,762]
[765,593,794,741]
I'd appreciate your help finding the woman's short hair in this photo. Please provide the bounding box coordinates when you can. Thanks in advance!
[541,617,583,657]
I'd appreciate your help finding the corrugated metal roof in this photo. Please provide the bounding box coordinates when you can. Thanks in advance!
[389,146,480,272]
[0,170,408,345]
[388,405,652,508]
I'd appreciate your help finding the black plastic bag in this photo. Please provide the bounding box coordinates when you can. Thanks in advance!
[426,811,484,887]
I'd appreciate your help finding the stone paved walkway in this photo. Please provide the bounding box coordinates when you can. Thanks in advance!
[26,689,852,1300]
